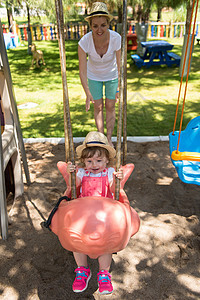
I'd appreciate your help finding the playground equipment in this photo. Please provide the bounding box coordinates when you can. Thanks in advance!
[50,162,140,258]
[0,20,30,239]
[169,0,200,185]
[44,0,140,257]
[169,117,200,185]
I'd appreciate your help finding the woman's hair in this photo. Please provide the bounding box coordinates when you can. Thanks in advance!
[78,146,114,167]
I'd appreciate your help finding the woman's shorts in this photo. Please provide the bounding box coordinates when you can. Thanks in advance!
[88,78,118,100]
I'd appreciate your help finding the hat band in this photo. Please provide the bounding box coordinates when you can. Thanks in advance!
[88,11,108,17]
[86,141,106,146]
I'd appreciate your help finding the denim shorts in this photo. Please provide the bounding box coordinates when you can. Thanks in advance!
[88,78,118,100]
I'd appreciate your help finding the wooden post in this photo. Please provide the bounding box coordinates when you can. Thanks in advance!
[0,20,31,186]
[0,129,8,239]
[122,20,127,165]
[122,49,127,165]
[55,0,76,199]
[115,0,127,200]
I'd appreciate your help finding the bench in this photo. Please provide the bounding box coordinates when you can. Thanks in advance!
[167,52,181,66]
[131,54,144,68]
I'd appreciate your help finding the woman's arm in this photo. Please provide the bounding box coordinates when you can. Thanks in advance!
[78,45,94,111]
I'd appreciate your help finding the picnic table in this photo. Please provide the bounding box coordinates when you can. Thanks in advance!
[131,40,181,68]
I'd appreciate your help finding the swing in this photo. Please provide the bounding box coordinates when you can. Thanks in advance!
[50,162,140,259]
[169,116,200,185]
[45,0,140,259]
[169,0,200,185]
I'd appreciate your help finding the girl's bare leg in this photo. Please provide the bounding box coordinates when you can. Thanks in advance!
[73,252,88,267]
[98,253,112,271]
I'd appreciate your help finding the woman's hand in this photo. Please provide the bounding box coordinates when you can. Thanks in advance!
[86,92,94,112]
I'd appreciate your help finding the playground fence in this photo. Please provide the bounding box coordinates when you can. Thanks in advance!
[2,21,200,42]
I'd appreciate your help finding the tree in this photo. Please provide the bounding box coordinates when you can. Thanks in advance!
[128,0,153,22]
[0,0,18,31]
[154,0,169,21]
[168,0,194,34]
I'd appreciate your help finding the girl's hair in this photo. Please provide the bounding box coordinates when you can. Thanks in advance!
[78,146,114,167]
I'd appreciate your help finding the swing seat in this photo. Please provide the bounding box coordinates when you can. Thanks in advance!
[50,163,140,259]
[169,116,200,185]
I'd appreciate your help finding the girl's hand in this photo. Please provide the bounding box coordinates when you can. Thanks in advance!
[113,167,124,180]
[67,161,76,173]
[86,93,94,112]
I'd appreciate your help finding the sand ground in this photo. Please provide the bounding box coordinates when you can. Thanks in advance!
[0,141,200,300]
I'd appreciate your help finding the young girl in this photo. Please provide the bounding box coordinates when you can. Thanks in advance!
[67,131,123,295]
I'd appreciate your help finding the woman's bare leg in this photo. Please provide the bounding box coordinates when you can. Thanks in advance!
[93,98,104,134]
[105,98,116,146]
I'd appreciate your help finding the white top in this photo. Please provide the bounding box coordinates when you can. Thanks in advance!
[78,30,121,81]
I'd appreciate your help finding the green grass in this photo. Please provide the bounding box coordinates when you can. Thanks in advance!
[6,38,200,138]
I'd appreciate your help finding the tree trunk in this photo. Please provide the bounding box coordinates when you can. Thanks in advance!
[157,7,162,22]
[6,7,14,32]
[117,2,123,23]
[143,8,150,22]
[27,5,32,55]
[185,0,193,34]
[27,5,31,31]
[137,4,142,23]
[132,6,136,20]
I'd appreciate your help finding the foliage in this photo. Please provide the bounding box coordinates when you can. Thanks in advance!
[172,3,187,21]
[42,0,81,23]
[1,0,194,25]
[128,0,154,22]
[0,0,85,25]
[167,1,193,33]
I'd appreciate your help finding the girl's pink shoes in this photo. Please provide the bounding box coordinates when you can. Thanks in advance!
[72,266,91,293]
[97,270,113,294]
[72,267,113,294]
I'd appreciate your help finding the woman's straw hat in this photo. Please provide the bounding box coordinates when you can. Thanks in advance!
[76,131,116,159]
[85,2,113,23]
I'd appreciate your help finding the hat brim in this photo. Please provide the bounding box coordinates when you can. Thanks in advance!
[85,13,113,23]
[76,143,116,159]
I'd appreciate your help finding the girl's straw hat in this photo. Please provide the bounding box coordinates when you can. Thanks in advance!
[85,2,113,23]
[76,131,116,159]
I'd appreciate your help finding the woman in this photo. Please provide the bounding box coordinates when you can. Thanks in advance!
[78,2,121,146]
